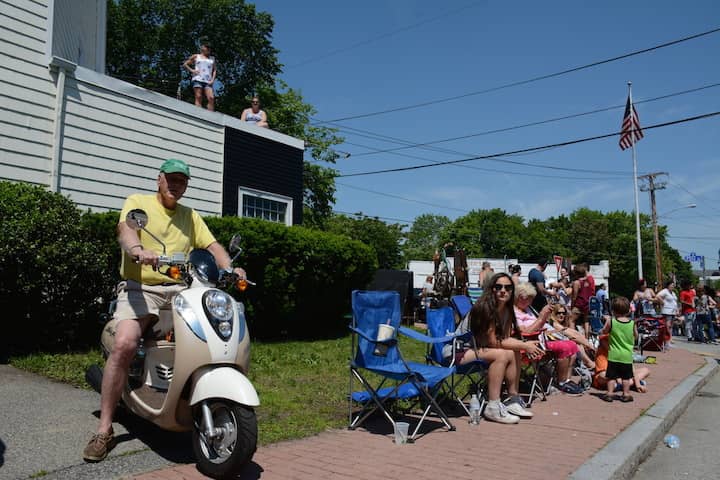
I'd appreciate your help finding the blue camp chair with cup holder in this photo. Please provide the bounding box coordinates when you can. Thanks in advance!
[349,290,456,442]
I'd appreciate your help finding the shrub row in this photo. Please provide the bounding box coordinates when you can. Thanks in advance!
[0,181,377,356]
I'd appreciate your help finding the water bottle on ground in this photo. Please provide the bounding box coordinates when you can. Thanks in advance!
[664,434,680,448]
[128,338,146,381]
[469,394,481,424]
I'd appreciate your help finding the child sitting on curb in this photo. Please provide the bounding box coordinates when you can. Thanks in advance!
[599,296,639,402]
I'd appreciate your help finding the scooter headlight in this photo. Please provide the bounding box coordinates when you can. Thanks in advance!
[202,290,235,340]
[174,293,206,342]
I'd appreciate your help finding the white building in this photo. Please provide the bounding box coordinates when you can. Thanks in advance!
[1,0,304,223]
[408,258,610,292]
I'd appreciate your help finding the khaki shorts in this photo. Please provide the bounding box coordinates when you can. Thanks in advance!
[113,279,185,322]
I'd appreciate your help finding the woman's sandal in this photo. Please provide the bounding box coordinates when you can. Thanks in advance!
[619,395,634,403]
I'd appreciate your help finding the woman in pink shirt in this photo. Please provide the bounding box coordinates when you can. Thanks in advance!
[514,282,583,395]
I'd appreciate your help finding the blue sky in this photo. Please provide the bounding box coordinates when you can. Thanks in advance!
[253,0,720,273]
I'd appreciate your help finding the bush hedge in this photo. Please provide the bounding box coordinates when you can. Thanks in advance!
[0,182,111,357]
[1,181,377,355]
[205,216,378,338]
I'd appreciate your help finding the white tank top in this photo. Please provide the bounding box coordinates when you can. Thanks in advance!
[192,55,215,83]
[245,110,264,123]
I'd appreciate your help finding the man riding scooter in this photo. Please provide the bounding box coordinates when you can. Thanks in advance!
[84,158,246,462]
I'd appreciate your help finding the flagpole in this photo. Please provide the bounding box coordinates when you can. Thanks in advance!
[629,81,643,280]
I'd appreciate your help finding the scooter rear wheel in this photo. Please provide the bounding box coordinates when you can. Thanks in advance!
[192,400,257,479]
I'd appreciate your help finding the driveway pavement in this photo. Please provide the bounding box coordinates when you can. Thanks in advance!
[0,365,184,480]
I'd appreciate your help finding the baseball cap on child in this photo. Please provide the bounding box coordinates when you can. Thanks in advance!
[160,158,190,178]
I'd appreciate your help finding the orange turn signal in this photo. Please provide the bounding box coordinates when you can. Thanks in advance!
[168,266,182,279]
[236,279,248,292]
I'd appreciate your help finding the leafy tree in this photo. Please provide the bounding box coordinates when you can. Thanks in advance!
[106,0,280,106]
[253,82,343,227]
[444,209,526,258]
[403,214,451,263]
[324,214,405,270]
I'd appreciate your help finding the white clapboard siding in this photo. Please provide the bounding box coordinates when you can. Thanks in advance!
[59,152,221,202]
[63,96,223,161]
[0,15,45,54]
[0,0,56,187]
[0,150,47,172]
[0,0,47,19]
[0,0,47,30]
[0,163,48,184]
[68,80,223,143]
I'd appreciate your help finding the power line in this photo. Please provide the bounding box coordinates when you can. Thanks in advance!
[285,2,482,69]
[342,140,623,180]
[336,182,469,213]
[347,81,720,158]
[338,110,720,178]
[333,210,414,224]
[317,26,720,123]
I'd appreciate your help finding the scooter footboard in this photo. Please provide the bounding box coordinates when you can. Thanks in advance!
[190,366,260,407]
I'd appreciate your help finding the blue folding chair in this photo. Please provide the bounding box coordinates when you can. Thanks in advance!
[450,294,473,323]
[588,296,605,345]
[423,306,488,416]
[349,290,456,441]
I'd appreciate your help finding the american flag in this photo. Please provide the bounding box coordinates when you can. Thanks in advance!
[619,95,644,150]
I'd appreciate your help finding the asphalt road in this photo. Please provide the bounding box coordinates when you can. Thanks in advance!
[0,365,195,480]
[632,338,720,480]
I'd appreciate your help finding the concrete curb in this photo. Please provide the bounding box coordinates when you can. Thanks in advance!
[569,357,718,480]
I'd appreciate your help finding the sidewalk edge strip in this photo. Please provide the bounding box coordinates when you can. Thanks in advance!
[568,357,718,480]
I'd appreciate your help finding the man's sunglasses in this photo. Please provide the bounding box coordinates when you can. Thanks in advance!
[493,284,514,292]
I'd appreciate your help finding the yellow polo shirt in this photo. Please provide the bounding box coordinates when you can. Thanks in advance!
[119,194,216,285]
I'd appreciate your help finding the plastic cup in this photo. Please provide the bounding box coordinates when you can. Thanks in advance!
[374,324,395,356]
[393,421,409,444]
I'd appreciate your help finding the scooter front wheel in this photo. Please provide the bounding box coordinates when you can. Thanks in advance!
[192,400,257,479]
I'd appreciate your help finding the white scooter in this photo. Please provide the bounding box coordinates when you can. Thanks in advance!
[86,209,259,479]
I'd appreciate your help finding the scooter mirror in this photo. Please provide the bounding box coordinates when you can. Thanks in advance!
[126,209,148,230]
[229,235,242,253]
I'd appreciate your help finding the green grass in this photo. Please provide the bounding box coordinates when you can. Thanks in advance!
[10,331,430,445]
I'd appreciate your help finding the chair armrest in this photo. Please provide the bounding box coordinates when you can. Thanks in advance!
[398,326,456,344]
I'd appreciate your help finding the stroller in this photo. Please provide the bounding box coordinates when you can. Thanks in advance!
[636,315,669,354]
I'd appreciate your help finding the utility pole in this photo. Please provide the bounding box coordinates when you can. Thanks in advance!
[639,172,668,287]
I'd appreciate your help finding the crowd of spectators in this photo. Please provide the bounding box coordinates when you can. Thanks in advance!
[440,258,720,424]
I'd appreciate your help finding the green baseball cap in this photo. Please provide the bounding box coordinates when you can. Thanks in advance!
[160,158,190,178]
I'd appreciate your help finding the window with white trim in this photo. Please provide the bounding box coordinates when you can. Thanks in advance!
[238,188,293,226]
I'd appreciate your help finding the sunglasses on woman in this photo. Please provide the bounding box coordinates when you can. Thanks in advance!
[493,284,513,292]
[557,311,567,315]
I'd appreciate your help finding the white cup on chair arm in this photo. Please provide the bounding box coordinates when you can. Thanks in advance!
[374,324,395,356]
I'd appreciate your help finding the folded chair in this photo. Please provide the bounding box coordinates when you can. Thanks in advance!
[450,294,473,323]
[637,316,667,354]
[588,296,605,347]
[421,306,488,416]
[349,290,456,441]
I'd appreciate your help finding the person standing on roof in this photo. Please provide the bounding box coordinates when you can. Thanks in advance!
[183,43,217,111]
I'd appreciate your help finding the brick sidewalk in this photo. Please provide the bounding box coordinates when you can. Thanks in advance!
[129,347,704,480]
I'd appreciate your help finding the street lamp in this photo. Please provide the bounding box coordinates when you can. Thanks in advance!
[653,203,696,286]
[658,203,696,218]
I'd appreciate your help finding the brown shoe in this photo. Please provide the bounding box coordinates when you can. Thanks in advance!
[83,428,116,462]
